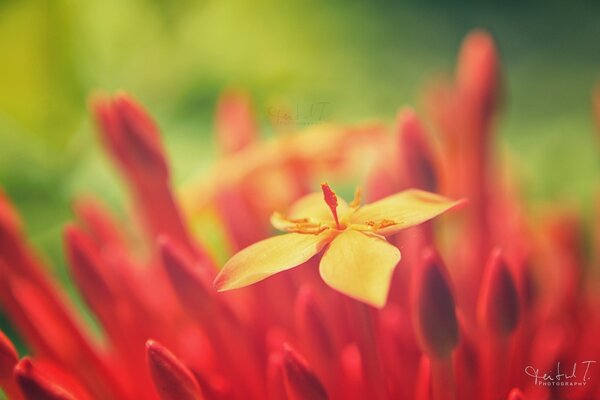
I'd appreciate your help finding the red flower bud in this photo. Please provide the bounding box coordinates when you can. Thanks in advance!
[14,358,79,400]
[146,340,204,400]
[396,108,438,192]
[412,249,459,359]
[216,91,257,154]
[456,30,500,127]
[282,344,329,400]
[93,93,168,180]
[64,225,115,315]
[478,249,520,336]
[158,236,215,321]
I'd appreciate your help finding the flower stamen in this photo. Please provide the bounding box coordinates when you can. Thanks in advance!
[349,187,361,209]
[321,183,341,229]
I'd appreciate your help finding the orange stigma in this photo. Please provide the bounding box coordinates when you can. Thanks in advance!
[321,183,341,229]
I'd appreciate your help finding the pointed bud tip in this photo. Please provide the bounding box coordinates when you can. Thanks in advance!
[397,110,438,192]
[216,90,256,153]
[146,339,203,400]
[457,29,500,118]
[281,343,328,400]
[159,237,217,314]
[14,358,78,400]
[412,249,459,359]
[478,248,520,336]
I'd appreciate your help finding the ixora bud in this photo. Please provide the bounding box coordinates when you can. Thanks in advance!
[281,344,329,400]
[216,91,257,154]
[14,358,80,400]
[411,249,459,360]
[396,108,439,193]
[456,29,500,127]
[93,93,168,180]
[478,249,520,336]
[64,225,115,316]
[145,340,204,400]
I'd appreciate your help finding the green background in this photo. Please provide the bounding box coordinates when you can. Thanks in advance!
[1,0,600,372]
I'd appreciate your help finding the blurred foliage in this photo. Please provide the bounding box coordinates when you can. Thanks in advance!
[0,0,600,354]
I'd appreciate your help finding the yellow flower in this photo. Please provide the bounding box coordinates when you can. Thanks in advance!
[214,184,463,308]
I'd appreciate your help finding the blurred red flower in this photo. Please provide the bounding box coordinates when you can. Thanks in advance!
[0,30,599,400]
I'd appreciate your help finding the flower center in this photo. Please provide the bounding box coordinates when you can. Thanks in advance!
[321,183,341,229]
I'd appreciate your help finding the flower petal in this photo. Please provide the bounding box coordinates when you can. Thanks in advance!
[215,231,335,291]
[319,230,400,308]
[351,189,463,235]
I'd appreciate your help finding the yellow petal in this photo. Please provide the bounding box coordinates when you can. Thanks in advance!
[287,192,350,222]
[319,229,400,308]
[215,231,335,291]
[351,189,463,236]
[270,211,298,231]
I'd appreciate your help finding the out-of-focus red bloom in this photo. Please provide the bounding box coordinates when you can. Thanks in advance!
[0,29,599,400]
[180,92,388,252]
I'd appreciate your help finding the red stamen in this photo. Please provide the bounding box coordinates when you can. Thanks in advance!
[321,183,341,229]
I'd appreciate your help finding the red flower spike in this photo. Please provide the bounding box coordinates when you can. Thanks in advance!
[216,91,257,154]
[321,183,341,229]
[14,358,79,400]
[159,237,263,398]
[93,94,212,263]
[64,225,157,399]
[478,249,520,337]
[411,249,459,360]
[95,93,168,180]
[396,108,438,193]
[281,344,329,400]
[146,340,204,400]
